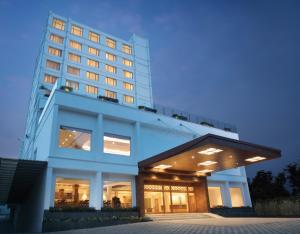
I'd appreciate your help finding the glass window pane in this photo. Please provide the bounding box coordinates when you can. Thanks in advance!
[103,134,130,156]
[230,187,244,207]
[103,181,132,208]
[59,126,91,151]
[208,186,223,208]
[144,191,164,213]
[55,177,90,207]
[66,80,79,90]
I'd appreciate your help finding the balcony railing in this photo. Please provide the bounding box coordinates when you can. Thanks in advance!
[153,104,237,133]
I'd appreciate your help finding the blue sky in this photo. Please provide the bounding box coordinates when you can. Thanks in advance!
[0,0,299,178]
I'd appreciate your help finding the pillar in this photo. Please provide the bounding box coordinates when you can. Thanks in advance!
[43,167,53,209]
[135,174,144,216]
[222,181,232,208]
[194,177,210,212]
[90,172,102,210]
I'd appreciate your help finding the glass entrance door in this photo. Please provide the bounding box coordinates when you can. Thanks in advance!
[144,184,195,214]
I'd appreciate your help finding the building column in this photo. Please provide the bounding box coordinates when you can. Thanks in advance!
[135,174,144,216]
[131,177,137,207]
[43,167,53,209]
[95,114,103,158]
[242,182,252,207]
[222,181,232,208]
[194,177,210,212]
[134,122,140,161]
[90,172,102,210]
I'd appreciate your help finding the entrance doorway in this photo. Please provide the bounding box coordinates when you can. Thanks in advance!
[144,184,195,214]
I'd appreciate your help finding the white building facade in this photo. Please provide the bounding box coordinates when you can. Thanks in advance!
[20,12,279,218]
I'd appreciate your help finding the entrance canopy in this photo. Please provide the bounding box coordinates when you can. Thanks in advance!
[138,134,281,176]
[0,157,47,204]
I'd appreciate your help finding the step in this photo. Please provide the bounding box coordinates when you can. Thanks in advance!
[146,213,213,221]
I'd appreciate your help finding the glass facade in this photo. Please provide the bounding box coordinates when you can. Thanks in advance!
[103,134,130,156]
[103,181,132,208]
[59,126,91,151]
[208,186,223,208]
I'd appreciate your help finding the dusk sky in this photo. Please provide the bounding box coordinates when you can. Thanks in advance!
[0,0,299,178]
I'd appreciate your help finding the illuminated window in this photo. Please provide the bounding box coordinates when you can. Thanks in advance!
[48,47,62,57]
[104,90,116,99]
[106,52,116,62]
[67,66,80,76]
[122,44,132,54]
[103,133,130,156]
[66,80,79,90]
[105,64,116,73]
[106,37,116,48]
[123,82,133,91]
[46,60,60,70]
[69,40,82,51]
[55,177,90,207]
[103,181,132,208]
[89,31,100,43]
[230,187,244,207]
[208,187,223,208]
[52,18,65,30]
[44,74,57,84]
[59,126,91,151]
[85,85,98,95]
[86,71,99,81]
[68,53,81,63]
[87,59,99,68]
[105,77,117,87]
[123,70,133,79]
[50,34,64,44]
[123,58,132,67]
[88,47,99,56]
[71,25,83,37]
[124,95,134,104]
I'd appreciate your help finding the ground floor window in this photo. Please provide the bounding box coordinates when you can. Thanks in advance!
[144,184,195,213]
[230,187,244,207]
[54,177,90,207]
[103,181,132,208]
[208,186,223,208]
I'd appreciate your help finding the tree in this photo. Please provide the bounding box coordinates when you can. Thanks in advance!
[284,162,300,196]
[273,172,289,197]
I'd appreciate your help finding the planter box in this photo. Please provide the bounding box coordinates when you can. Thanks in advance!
[98,95,119,103]
[138,105,157,113]
[210,207,256,217]
[172,114,188,121]
[200,121,214,127]
[60,86,73,92]
[43,210,141,232]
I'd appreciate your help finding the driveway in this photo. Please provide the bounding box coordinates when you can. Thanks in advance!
[51,217,300,234]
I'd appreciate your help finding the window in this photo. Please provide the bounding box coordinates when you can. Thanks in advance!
[87,59,99,68]
[103,181,132,208]
[67,66,80,76]
[69,40,82,51]
[208,187,223,208]
[55,177,90,207]
[122,44,132,54]
[124,95,134,104]
[104,90,116,99]
[123,82,133,91]
[52,18,65,30]
[103,133,130,156]
[71,25,83,37]
[85,85,98,95]
[50,34,64,44]
[66,80,79,90]
[123,58,132,67]
[59,126,91,151]
[68,53,81,63]
[123,70,133,79]
[48,47,62,57]
[230,187,244,207]
[105,64,116,73]
[105,77,117,87]
[44,74,57,84]
[105,52,116,62]
[88,47,99,56]
[46,60,60,70]
[86,71,99,81]
[89,31,100,43]
[106,38,116,48]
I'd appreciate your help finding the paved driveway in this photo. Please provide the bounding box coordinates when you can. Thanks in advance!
[52,217,300,234]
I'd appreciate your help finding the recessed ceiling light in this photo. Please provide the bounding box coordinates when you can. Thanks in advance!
[198,160,218,166]
[229,155,233,158]
[245,156,266,162]
[197,169,214,174]
[198,147,223,155]
[192,155,195,159]
[154,164,172,169]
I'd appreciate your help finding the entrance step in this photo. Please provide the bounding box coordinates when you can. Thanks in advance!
[146,213,213,221]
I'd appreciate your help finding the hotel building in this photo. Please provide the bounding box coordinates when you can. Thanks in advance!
[0,12,280,232]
